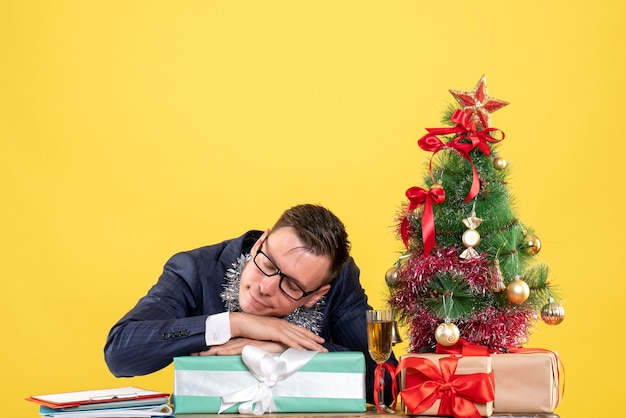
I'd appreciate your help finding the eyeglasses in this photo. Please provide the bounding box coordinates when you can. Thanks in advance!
[253,239,323,301]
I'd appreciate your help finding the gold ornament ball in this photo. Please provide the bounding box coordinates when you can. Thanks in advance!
[435,322,460,346]
[522,233,541,255]
[493,156,508,170]
[462,229,481,248]
[541,301,565,325]
[385,266,400,287]
[506,278,530,304]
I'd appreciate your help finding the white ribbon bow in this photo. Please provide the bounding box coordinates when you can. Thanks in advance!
[218,346,318,415]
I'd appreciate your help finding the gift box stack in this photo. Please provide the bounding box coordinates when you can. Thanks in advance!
[384,75,566,417]
[172,345,366,415]
[396,342,563,417]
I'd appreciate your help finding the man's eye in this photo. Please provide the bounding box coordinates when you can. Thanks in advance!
[283,277,301,292]
[260,256,276,272]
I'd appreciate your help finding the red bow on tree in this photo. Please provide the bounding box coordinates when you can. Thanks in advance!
[418,109,505,202]
[400,183,445,256]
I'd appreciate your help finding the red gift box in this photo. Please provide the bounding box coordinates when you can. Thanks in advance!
[398,354,494,418]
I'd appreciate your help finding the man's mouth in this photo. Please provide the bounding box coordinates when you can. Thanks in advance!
[249,291,271,310]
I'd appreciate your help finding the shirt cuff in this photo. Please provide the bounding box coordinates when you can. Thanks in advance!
[205,312,231,346]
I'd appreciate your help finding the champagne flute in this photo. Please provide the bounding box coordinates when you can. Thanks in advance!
[366,309,395,413]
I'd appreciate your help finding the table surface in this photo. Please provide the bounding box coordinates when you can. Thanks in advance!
[177,415,558,418]
[176,415,559,418]
[175,409,559,418]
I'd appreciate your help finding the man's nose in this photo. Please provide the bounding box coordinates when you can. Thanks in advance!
[258,274,280,295]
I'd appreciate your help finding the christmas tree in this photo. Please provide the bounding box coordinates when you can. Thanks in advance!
[388,75,565,353]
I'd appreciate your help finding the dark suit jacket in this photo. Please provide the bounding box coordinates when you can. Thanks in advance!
[104,230,397,404]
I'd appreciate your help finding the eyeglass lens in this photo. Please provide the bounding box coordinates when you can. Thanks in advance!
[254,250,306,300]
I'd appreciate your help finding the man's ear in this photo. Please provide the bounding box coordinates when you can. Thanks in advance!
[303,284,331,308]
[252,229,271,253]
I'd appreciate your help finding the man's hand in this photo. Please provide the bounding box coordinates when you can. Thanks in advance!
[191,338,286,356]
[229,312,328,352]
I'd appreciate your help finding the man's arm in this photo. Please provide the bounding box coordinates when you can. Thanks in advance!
[192,310,329,356]
[104,250,225,376]
[105,238,329,376]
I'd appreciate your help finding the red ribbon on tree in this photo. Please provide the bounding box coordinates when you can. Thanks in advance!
[400,183,445,256]
[396,355,495,418]
[417,109,505,203]
[373,362,398,413]
[435,338,496,356]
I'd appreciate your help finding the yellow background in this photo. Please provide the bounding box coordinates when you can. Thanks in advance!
[1,1,623,416]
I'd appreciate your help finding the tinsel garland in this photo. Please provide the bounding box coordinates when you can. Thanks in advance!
[220,254,325,335]
[390,246,536,353]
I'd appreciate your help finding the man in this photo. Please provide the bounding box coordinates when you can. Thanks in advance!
[104,204,396,404]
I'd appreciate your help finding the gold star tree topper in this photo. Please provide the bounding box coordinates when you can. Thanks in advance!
[449,75,509,129]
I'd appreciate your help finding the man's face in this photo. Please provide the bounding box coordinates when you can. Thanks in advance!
[239,227,331,317]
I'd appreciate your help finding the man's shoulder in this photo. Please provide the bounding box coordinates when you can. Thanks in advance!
[184,230,262,259]
[328,257,361,290]
[324,257,366,313]
[337,257,360,279]
[163,230,262,279]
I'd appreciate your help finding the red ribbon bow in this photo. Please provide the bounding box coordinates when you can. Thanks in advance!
[397,355,495,418]
[417,109,505,203]
[400,184,445,256]
[373,363,398,413]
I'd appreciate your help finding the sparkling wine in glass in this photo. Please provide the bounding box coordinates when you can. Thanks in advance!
[366,309,395,413]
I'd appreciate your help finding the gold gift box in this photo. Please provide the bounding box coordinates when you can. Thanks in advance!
[491,351,562,413]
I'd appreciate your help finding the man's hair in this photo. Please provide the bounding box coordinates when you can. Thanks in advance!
[272,204,351,283]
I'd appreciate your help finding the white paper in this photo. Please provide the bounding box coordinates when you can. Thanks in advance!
[40,404,173,417]
[32,387,167,405]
